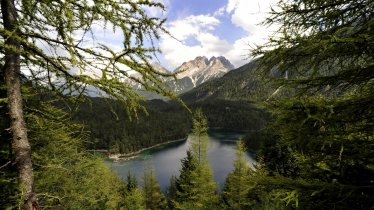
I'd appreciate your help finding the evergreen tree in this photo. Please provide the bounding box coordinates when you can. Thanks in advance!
[126,171,138,193]
[251,0,374,209]
[0,0,176,208]
[166,175,178,208]
[122,171,145,210]
[172,110,218,209]
[143,165,167,210]
[173,151,198,205]
[191,108,208,162]
[221,141,252,209]
[28,103,125,209]
[123,188,146,210]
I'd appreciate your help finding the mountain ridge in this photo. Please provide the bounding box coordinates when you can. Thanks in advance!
[179,59,277,103]
[134,56,235,99]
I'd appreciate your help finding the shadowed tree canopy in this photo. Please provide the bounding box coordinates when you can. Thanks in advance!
[0,0,176,209]
[2,0,178,106]
[250,0,374,209]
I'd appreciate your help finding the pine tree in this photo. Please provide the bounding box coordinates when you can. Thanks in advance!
[126,171,138,193]
[173,151,198,204]
[221,141,252,209]
[143,165,167,210]
[0,0,176,208]
[167,175,178,208]
[27,103,126,209]
[123,188,146,210]
[252,0,374,209]
[172,110,218,209]
[122,171,145,210]
[191,108,208,163]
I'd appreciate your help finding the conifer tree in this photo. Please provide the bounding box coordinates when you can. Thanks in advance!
[27,102,126,209]
[191,108,208,162]
[122,171,145,210]
[166,175,178,208]
[126,171,138,193]
[0,0,175,208]
[221,140,252,209]
[173,110,218,209]
[123,188,146,210]
[143,165,167,210]
[252,0,374,208]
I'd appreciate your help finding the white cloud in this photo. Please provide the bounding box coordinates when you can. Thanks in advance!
[223,34,267,67]
[167,15,220,40]
[228,0,277,34]
[159,0,279,69]
[226,0,239,13]
[213,6,226,17]
[143,0,170,18]
[197,33,231,54]
[160,15,227,69]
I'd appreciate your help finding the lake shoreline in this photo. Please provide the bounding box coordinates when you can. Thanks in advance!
[209,127,250,133]
[90,128,247,162]
[107,137,188,162]
[108,129,253,191]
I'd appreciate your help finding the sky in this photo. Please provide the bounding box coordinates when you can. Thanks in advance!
[150,0,279,70]
[92,0,279,71]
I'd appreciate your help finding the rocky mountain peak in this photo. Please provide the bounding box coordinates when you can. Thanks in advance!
[214,56,235,69]
[179,56,209,70]
[132,56,235,99]
[170,55,234,90]
[150,62,169,73]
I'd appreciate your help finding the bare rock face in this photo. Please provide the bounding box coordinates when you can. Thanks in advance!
[169,56,234,93]
[131,56,235,98]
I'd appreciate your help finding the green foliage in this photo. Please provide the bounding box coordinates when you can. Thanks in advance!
[191,99,271,131]
[221,141,252,209]
[126,171,138,192]
[143,165,167,210]
[27,104,125,209]
[72,97,269,156]
[180,60,276,103]
[250,0,374,209]
[72,97,191,153]
[121,171,147,210]
[166,175,178,208]
[173,151,198,206]
[122,188,146,210]
[0,67,15,209]
[191,109,208,162]
[1,0,179,114]
[173,151,218,210]
[1,0,182,208]
[172,110,218,209]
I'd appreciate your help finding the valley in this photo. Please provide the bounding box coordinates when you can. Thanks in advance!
[1,0,372,209]
[107,129,254,191]
[72,57,271,156]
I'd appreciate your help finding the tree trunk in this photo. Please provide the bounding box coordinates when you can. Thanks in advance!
[1,0,38,209]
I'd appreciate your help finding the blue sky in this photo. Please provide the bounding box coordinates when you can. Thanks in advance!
[148,0,279,70]
[166,0,246,43]
[89,0,279,71]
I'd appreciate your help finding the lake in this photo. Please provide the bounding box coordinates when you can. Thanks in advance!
[107,128,255,191]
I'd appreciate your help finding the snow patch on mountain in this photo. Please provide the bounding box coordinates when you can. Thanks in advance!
[131,56,235,98]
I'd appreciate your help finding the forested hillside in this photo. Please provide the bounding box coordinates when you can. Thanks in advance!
[180,60,276,103]
[242,0,374,208]
[1,0,372,209]
[71,96,270,153]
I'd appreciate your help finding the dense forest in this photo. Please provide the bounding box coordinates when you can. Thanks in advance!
[1,0,373,209]
[70,97,269,154]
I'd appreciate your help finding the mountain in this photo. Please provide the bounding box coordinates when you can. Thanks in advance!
[150,62,170,74]
[179,59,276,104]
[132,56,235,99]
[171,56,235,91]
